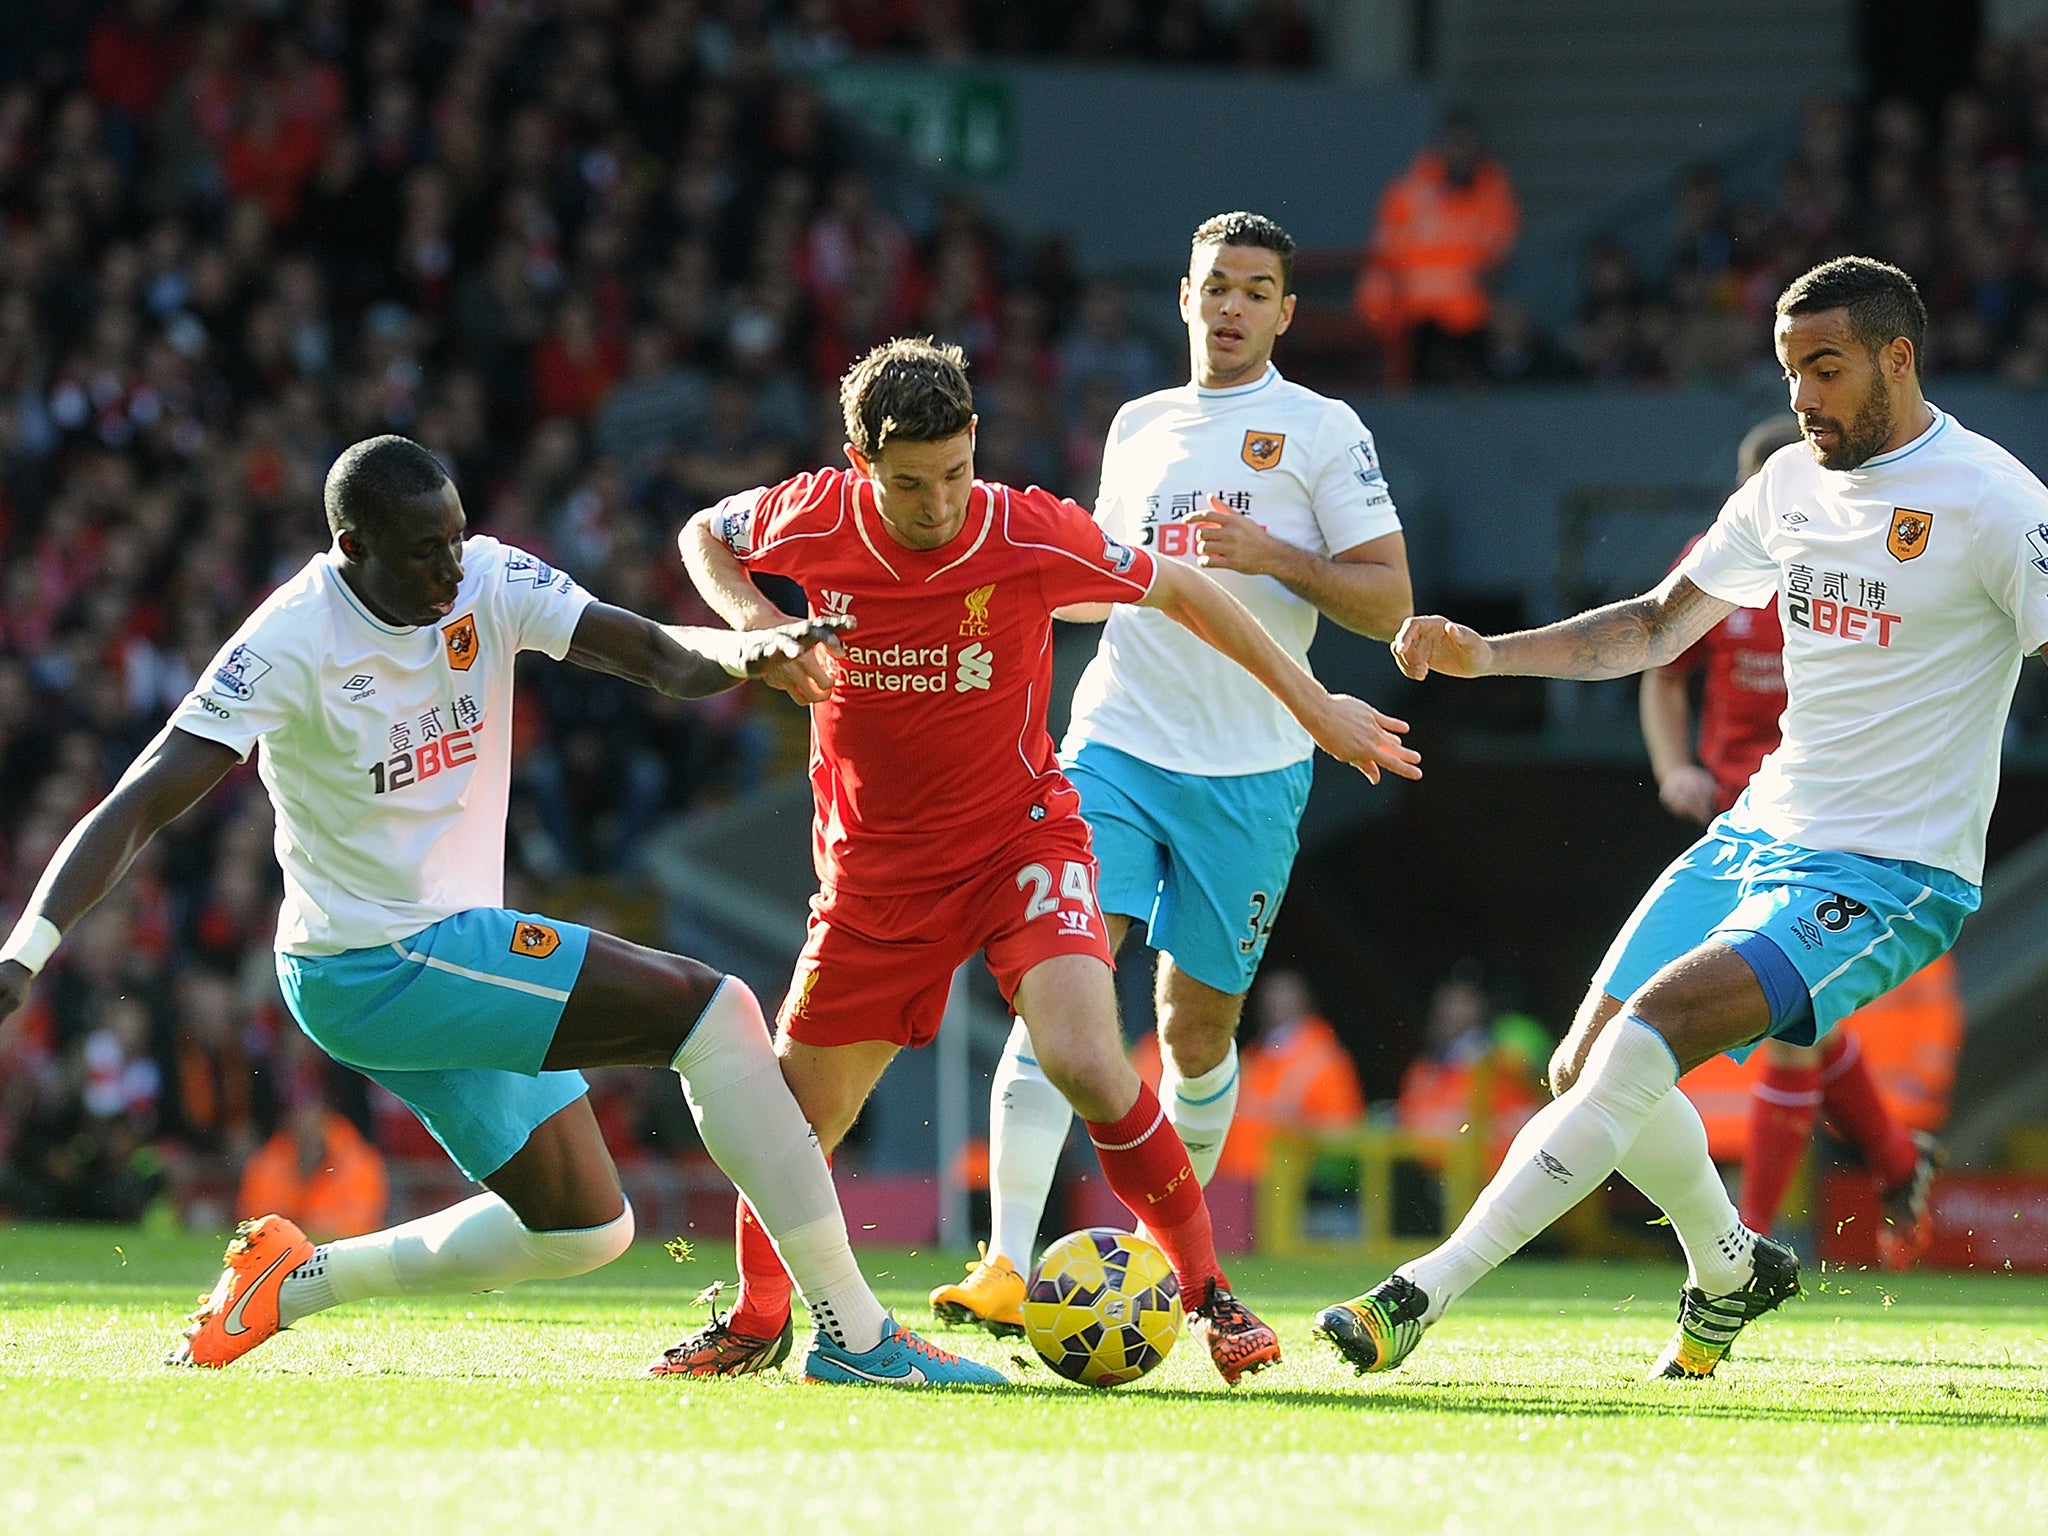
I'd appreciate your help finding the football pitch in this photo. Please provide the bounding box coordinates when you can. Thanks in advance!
[4,1226,2046,1535]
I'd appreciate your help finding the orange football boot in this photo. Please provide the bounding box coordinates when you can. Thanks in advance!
[1189,1278,1281,1385]
[168,1215,314,1368]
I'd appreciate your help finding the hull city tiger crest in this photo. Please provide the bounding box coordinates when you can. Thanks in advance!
[1241,430,1285,471]
[509,920,560,958]
[441,613,480,670]
[1888,508,1934,563]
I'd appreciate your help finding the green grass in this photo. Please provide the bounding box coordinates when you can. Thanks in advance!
[4,1225,2046,1535]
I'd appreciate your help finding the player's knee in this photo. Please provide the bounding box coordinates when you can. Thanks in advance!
[524,1199,635,1278]
[1158,1008,1235,1079]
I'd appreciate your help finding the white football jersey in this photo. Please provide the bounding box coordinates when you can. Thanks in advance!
[167,537,594,954]
[1063,365,1402,775]
[1680,406,2048,884]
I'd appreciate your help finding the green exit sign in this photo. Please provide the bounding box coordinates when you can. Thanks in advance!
[815,65,1014,180]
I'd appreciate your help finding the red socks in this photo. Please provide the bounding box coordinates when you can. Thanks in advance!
[1740,1058,1821,1231]
[726,1197,795,1337]
[1742,1031,1919,1231]
[1085,1081,1225,1295]
[1818,1030,1918,1190]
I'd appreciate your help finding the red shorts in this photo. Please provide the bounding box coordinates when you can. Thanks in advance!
[778,815,1115,1049]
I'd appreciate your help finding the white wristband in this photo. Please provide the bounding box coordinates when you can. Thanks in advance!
[0,914,60,975]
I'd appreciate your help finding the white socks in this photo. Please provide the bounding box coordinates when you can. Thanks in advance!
[672,978,886,1351]
[986,1018,1242,1269]
[1616,1085,1756,1295]
[278,1193,634,1326]
[988,1017,1073,1269]
[1400,1015,1681,1322]
[1160,1040,1240,1186]
[282,977,890,1354]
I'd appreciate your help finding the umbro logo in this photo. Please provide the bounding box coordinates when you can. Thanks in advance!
[1781,509,1808,526]
[1536,1151,1573,1184]
[343,673,377,700]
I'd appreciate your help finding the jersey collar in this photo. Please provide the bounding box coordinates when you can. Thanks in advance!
[1848,405,1948,474]
[1193,363,1280,400]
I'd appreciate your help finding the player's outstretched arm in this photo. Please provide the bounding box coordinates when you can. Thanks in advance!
[564,602,851,700]
[0,728,241,1023]
[679,508,837,704]
[1139,557,1421,784]
[1393,572,1735,683]
[1192,498,1413,640]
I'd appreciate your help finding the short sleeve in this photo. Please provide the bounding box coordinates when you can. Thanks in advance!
[494,541,597,659]
[1012,485,1157,606]
[1970,478,2048,655]
[1309,405,1403,555]
[708,469,845,581]
[167,615,303,761]
[1676,473,1778,607]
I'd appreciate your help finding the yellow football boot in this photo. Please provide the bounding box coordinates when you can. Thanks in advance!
[928,1243,1026,1337]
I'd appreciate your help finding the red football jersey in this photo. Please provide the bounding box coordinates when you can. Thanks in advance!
[1669,537,1787,810]
[714,467,1157,894]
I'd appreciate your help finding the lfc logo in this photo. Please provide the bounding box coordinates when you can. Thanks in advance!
[442,613,480,670]
[959,582,994,636]
[1887,508,1933,563]
[1241,430,1285,471]
[788,968,819,1019]
[509,920,561,958]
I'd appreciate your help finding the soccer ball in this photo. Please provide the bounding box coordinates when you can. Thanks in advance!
[1022,1227,1182,1387]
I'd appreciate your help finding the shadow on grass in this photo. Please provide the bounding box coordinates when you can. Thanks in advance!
[1053,1380,2048,1429]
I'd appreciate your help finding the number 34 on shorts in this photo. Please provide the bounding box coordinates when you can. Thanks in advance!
[1016,859,1099,937]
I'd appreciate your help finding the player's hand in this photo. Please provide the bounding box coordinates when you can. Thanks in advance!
[0,962,32,1027]
[1392,615,1494,680]
[1309,694,1422,785]
[1657,765,1718,824]
[743,614,853,704]
[1190,495,1290,577]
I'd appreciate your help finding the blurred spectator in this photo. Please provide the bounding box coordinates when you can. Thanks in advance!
[1355,114,1521,386]
[1394,962,1548,1173]
[237,1090,390,1240]
[1213,969,1366,1182]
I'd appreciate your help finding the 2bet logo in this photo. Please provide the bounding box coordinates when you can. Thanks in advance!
[367,726,478,794]
[1814,894,1870,932]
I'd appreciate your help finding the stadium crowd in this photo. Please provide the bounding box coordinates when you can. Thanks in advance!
[1568,37,2048,385]
[3,0,2040,1231]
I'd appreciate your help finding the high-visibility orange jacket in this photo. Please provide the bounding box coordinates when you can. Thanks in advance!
[1215,1014,1366,1181]
[1395,1048,1546,1173]
[1355,150,1520,338]
[1680,953,1963,1162]
[237,1112,391,1239]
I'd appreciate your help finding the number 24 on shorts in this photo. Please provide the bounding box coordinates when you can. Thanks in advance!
[1017,861,1098,934]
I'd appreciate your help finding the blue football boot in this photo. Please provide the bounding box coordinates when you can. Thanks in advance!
[802,1318,1009,1387]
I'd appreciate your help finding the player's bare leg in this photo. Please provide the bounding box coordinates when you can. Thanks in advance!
[1318,945,1801,1378]
[1013,953,1278,1383]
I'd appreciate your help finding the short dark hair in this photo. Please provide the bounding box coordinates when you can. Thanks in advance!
[324,435,450,539]
[839,337,974,457]
[1775,257,1928,377]
[1737,414,1803,480]
[1191,211,1296,293]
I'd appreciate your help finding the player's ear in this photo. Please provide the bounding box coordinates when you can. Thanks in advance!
[336,528,365,562]
[1276,292,1297,335]
[844,441,870,477]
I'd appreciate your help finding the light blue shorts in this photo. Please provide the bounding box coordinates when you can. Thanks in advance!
[277,908,594,1182]
[1591,806,1979,1062]
[1062,741,1313,996]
